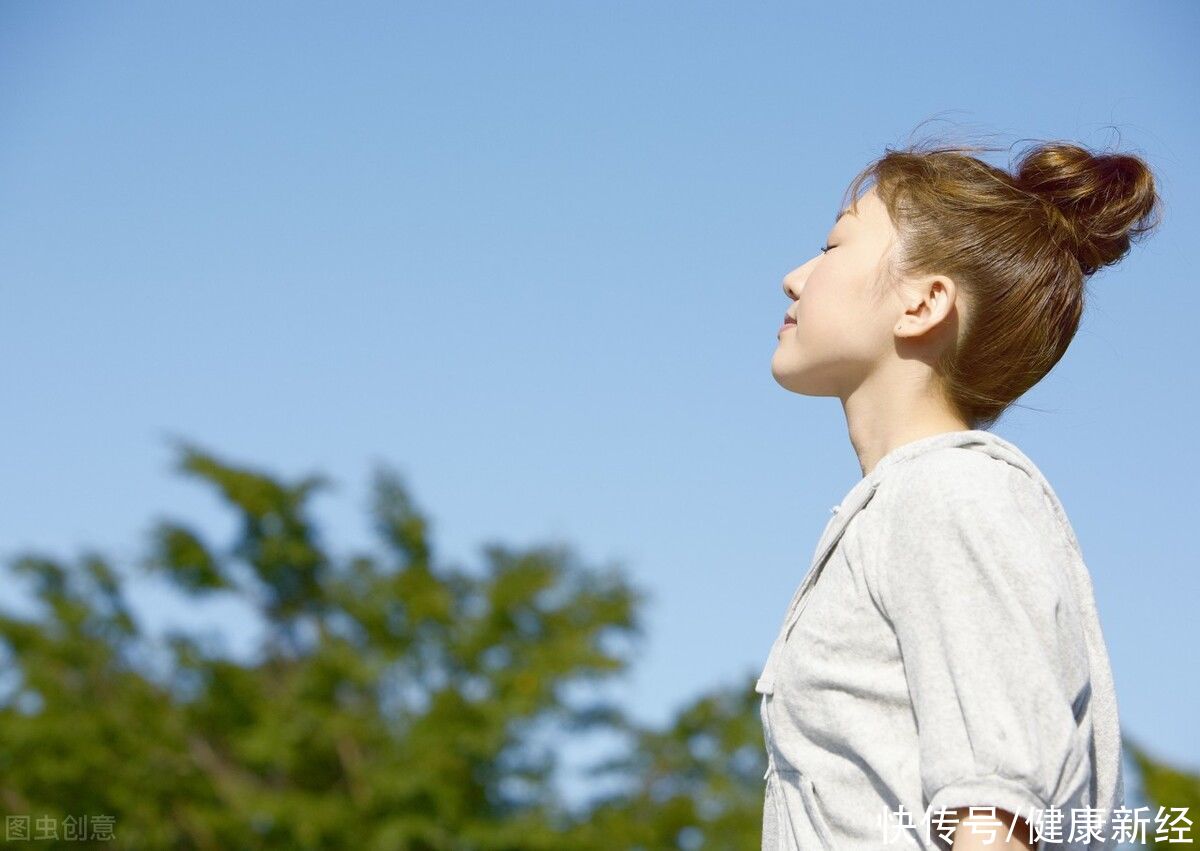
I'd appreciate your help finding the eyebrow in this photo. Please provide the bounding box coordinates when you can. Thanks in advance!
[834,207,853,225]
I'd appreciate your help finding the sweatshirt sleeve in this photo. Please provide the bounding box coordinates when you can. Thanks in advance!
[873,451,1093,829]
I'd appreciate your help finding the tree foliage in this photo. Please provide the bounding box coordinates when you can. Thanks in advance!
[1125,736,1199,847]
[0,442,767,850]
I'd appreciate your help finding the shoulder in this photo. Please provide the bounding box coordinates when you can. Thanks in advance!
[864,446,1068,608]
[872,446,1034,518]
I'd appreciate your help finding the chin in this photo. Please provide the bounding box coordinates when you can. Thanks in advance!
[770,350,840,397]
[770,354,810,394]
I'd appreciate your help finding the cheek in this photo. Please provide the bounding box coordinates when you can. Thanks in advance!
[794,281,885,351]
[795,282,846,335]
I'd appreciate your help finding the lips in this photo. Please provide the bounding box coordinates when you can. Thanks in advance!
[783,315,797,326]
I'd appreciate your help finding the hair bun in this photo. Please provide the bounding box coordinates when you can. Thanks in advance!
[1015,142,1162,276]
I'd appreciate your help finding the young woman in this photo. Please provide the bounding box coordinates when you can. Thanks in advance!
[760,137,1162,850]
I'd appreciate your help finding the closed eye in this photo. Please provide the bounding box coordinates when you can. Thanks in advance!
[819,244,835,254]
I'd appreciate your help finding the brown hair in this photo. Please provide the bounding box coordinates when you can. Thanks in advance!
[840,127,1164,429]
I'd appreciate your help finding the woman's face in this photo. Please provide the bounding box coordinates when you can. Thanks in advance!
[771,187,904,397]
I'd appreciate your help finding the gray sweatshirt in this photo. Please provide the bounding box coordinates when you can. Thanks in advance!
[757,429,1123,850]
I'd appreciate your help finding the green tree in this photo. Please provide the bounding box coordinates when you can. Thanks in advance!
[1125,737,1199,847]
[0,441,767,850]
[577,683,766,850]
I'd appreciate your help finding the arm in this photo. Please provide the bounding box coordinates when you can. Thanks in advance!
[951,806,1035,850]
[872,452,1090,845]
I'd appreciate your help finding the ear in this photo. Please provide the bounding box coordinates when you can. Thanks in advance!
[893,274,959,338]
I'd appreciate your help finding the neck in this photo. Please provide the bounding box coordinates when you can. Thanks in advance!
[841,368,972,478]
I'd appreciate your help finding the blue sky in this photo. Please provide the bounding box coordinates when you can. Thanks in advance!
[2,0,1197,803]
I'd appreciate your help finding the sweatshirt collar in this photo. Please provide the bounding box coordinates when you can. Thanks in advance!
[868,428,1008,479]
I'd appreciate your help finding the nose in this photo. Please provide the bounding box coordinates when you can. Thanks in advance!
[781,265,807,300]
